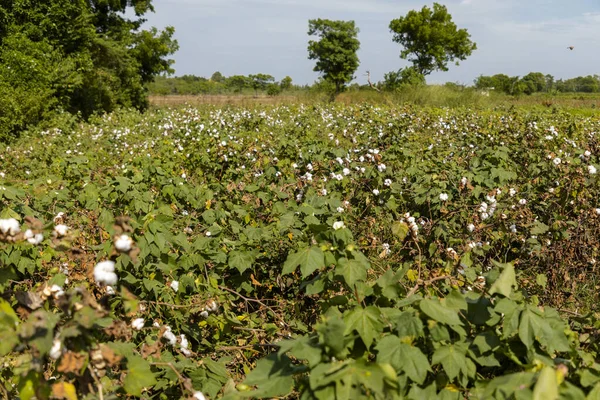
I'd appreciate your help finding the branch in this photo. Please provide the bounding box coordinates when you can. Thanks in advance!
[365,71,381,92]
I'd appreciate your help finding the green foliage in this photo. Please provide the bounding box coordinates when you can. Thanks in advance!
[1,104,600,398]
[383,66,426,91]
[307,19,361,95]
[0,0,177,141]
[389,2,476,76]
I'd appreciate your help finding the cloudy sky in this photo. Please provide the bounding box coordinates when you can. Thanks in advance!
[143,0,600,85]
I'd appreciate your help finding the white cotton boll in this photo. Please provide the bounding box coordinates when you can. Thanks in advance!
[306,163,313,171]
[200,310,209,319]
[131,318,145,330]
[170,281,179,292]
[519,199,527,205]
[321,189,327,196]
[509,188,517,197]
[206,299,218,312]
[193,392,206,400]
[93,261,118,286]
[553,157,561,166]
[54,224,69,237]
[384,179,392,186]
[467,224,475,232]
[510,224,517,233]
[205,231,211,237]
[50,284,65,298]
[163,328,177,346]
[481,212,490,220]
[372,189,380,196]
[333,221,345,230]
[595,208,600,215]
[105,286,115,295]
[114,234,133,252]
[342,168,350,176]
[460,177,468,186]
[336,206,344,213]
[49,339,62,360]
[180,334,189,350]
[588,165,597,175]
[439,193,448,201]
[0,218,20,236]
[53,212,65,223]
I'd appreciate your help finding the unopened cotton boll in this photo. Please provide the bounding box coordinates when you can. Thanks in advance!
[93,261,118,286]
[114,234,133,252]
[131,318,145,330]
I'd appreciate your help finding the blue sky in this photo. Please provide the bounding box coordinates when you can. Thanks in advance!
[143,0,600,85]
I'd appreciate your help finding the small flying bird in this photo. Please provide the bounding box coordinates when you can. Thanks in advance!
[567,46,575,50]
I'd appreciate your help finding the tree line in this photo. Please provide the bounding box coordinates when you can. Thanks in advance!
[474,73,600,95]
[148,73,295,96]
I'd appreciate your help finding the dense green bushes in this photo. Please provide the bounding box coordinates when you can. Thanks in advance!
[0,0,177,141]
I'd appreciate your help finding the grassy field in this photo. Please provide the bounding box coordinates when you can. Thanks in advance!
[1,101,600,398]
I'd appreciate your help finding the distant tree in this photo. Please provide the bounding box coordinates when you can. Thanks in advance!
[307,19,360,95]
[474,74,512,93]
[280,76,293,90]
[211,71,224,83]
[520,72,546,94]
[226,75,250,93]
[389,3,476,77]
[249,74,275,95]
[383,66,426,90]
[545,74,555,92]
[266,83,282,96]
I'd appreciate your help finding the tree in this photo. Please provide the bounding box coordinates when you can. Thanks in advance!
[0,0,178,140]
[226,75,250,93]
[211,71,224,82]
[389,3,476,76]
[383,66,426,90]
[307,19,360,95]
[280,76,293,90]
[248,73,275,95]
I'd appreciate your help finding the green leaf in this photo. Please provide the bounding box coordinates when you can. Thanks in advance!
[392,221,409,241]
[244,353,294,397]
[533,367,559,400]
[489,263,517,297]
[432,343,474,381]
[282,246,325,277]
[420,298,463,326]
[123,356,157,396]
[375,336,431,384]
[530,221,550,235]
[394,311,424,339]
[344,306,384,348]
[335,257,367,286]
[518,306,557,351]
[228,250,256,274]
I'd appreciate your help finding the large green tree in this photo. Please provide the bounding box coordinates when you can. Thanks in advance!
[0,0,178,140]
[307,19,360,95]
[389,3,476,77]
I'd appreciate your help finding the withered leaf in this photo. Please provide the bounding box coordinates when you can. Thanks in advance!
[57,351,88,375]
[16,291,44,310]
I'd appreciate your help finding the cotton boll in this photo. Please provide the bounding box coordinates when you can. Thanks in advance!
[54,224,69,237]
[131,318,145,330]
[114,235,133,252]
[170,281,179,292]
[0,218,20,236]
[93,261,118,286]
[49,339,62,360]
